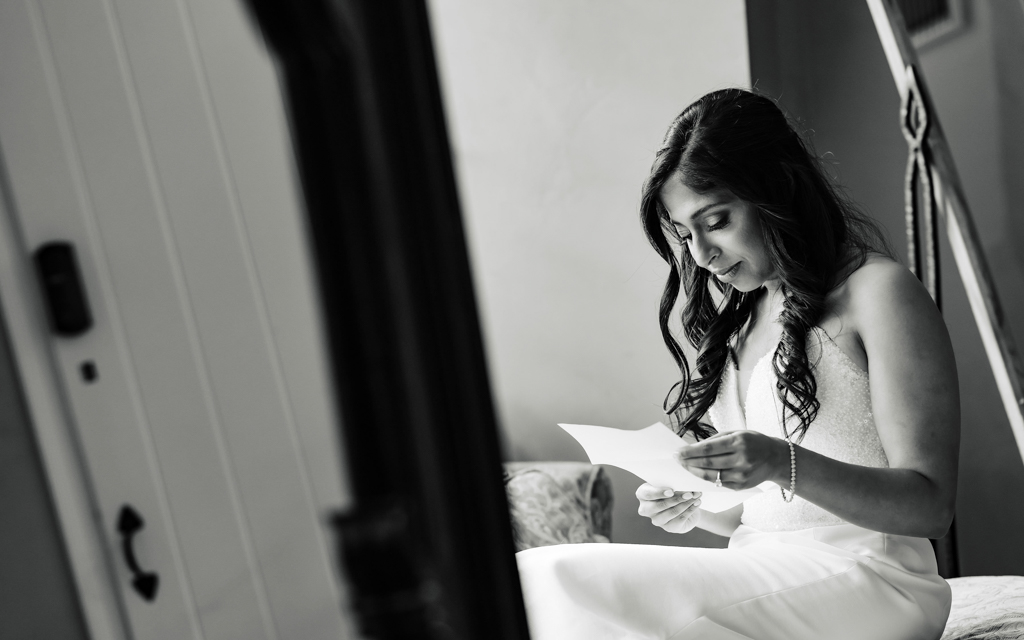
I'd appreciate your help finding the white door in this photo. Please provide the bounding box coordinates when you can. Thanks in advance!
[0,0,356,638]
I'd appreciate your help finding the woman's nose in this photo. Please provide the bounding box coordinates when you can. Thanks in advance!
[688,233,718,269]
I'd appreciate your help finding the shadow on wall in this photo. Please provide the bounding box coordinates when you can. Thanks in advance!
[747,0,1024,576]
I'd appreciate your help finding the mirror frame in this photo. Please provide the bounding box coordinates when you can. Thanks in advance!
[242,1,531,637]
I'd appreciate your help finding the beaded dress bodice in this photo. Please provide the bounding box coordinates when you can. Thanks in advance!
[708,327,889,531]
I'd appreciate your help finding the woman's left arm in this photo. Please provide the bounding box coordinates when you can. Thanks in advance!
[678,261,961,538]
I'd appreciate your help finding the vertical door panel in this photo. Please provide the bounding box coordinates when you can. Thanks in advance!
[102,0,347,635]
[182,0,351,535]
[175,0,355,632]
[45,0,273,635]
[33,0,274,635]
[0,0,352,637]
[0,0,204,637]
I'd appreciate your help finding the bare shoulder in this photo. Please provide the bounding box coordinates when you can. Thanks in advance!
[844,252,915,287]
[836,253,956,388]
[816,252,947,374]
[820,254,920,332]
[840,253,937,330]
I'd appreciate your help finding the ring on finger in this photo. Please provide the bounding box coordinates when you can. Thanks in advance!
[715,470,723,488]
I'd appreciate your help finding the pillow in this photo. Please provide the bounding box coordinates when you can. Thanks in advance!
[504,464,612,552]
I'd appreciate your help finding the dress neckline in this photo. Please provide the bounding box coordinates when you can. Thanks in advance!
[730,329,778,424]
[739,349,774,427]
[729,327,869,428]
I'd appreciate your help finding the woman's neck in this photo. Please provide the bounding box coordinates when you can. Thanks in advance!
[734,283,784,361]
[757,280,784,324]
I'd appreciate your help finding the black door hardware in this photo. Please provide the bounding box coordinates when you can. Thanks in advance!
[34,242,92,336]
[116,505,159,602]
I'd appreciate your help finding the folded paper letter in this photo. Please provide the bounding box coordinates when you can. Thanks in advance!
[558,422,770,513]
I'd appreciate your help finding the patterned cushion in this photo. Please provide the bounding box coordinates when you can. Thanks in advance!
[942,576,1024,640]
[503,462,613,552]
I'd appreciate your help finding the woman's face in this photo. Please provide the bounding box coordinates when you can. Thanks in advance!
[659,175,776,292]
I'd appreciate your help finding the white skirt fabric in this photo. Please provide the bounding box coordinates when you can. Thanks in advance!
[515,524,951,640]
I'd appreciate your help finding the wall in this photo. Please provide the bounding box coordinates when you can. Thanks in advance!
[427,0,750,547]
[746,0,1024,575]
[993,1,1024,269]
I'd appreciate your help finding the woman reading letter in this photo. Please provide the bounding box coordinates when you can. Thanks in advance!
[516,88,958,640]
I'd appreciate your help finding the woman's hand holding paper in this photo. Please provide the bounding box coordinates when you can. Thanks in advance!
[636,484,703,534]
[675,430,787,491]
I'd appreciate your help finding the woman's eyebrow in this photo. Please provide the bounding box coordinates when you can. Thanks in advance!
[691,202,727,220]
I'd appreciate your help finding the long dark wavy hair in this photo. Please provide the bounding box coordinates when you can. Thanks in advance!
[640,88,891,442]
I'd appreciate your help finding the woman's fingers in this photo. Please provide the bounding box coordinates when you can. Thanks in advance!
[636,483,702,501]
[635,483,676,501]
[650,496,702,528]
[638,491,702,517]
[677,434,734,459]
[637,486,702,515]
[636,482,704,533]
[677,439,739,468]
[675,451,739,469]
[696,464,729,483]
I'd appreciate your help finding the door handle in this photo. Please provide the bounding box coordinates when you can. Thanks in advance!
[116,505,159,602]
[34,242,92,336]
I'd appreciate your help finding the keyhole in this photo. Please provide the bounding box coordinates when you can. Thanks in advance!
[81,361,98,383]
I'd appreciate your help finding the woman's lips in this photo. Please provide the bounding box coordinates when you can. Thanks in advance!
[713,263,740,280]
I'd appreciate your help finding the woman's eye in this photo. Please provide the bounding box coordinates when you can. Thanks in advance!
[707,217,730,231]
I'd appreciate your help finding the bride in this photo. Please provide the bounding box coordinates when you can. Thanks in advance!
[516,88,958,640]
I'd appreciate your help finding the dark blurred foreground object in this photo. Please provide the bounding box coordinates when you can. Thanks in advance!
[241,1,530,639]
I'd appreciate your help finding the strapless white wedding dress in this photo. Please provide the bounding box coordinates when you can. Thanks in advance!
[516,328,951,640]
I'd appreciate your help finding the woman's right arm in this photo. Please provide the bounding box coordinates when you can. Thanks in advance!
[635,483,743,538]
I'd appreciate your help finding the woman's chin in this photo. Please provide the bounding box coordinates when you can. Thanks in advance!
[717,269,776,293]
[729,281,760,293]
[717,273,755,292]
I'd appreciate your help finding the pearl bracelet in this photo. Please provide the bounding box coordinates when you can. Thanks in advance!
[780,438,796,503]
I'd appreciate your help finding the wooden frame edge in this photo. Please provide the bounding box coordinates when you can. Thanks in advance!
[0,161,129,640]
